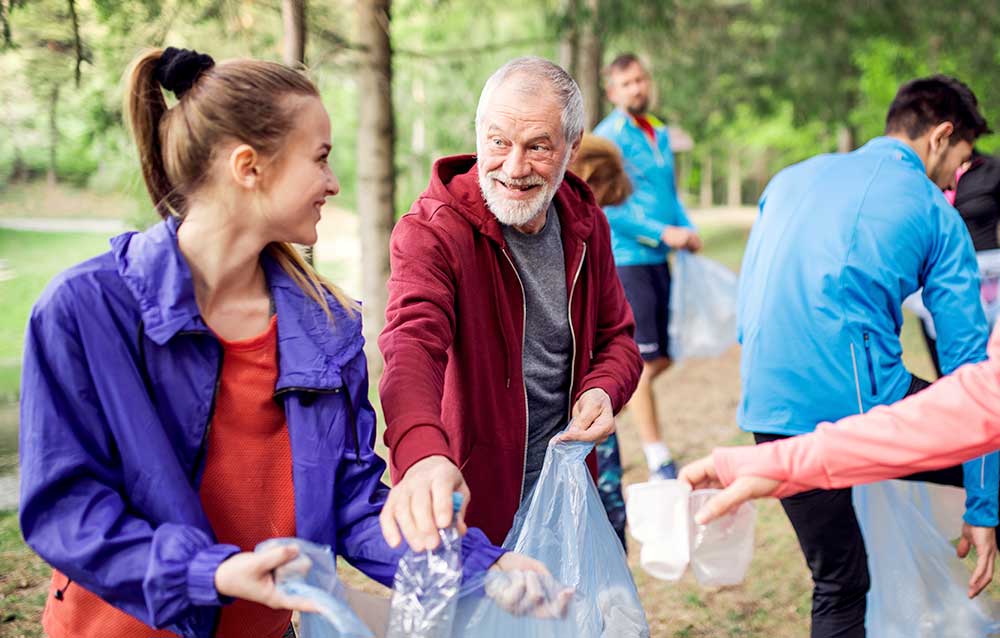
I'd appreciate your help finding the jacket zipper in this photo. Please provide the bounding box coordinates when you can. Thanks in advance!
[189,337,224,483]
[566,242,587,420]
[863,332,877,395]
[501,248,531,505]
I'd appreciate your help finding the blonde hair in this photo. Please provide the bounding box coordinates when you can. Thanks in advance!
[123,47,355,318]
[570,134,633,207]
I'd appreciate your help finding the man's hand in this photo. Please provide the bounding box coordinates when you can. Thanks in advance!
[215,546,319,613]
[685,232,703,252]
[957,523,996,598]
[557,388,615,443]
[679,456,781,524]
[379,455,470,552]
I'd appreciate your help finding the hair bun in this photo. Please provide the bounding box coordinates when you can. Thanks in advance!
[155,47,215,99]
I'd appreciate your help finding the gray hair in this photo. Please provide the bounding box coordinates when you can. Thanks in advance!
[475,56,584,145]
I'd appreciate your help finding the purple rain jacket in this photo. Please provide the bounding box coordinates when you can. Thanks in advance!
[18,217,504,637]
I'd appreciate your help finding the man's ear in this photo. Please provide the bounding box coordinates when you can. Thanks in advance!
[228,144,260,190]
[568,135,583,166]
[928,121,955,154]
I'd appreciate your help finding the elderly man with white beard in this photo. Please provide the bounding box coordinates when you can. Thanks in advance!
[377,57,643,550]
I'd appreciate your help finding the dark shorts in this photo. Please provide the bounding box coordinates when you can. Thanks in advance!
[616,262,671,361]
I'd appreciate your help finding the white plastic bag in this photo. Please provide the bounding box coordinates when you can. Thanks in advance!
[668,251,739,361]
[626,481,756,587]
[853,480,1000,637]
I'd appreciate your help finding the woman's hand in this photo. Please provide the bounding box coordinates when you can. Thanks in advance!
[214,545,319,613]
[679,456,780,524]
[487,552,573,618]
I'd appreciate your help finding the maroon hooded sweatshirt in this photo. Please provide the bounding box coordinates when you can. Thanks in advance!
[379,155,642,544]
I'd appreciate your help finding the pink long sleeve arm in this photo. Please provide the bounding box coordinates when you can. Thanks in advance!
[714,342,1000,498]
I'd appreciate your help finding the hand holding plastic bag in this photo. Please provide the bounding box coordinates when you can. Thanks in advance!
[254,538,373,638]
[668,250,738,361]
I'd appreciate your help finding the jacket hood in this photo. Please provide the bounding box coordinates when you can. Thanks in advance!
[422,154,597,243]
[111,217,362,391]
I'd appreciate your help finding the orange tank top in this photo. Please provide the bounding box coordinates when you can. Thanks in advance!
[42,315,296,638]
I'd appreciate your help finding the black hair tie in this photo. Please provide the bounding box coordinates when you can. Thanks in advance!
[155,47,215,99]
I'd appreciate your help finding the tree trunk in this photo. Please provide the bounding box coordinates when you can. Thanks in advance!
[356,0,395,376]
[577,0,602,130]
[68,0,83,86]
[47,84,59,187]
[726,148,741,207]
[836,125,855,153]
[281,0,307,68]
[557,0,579,79]
[699,152,713,208]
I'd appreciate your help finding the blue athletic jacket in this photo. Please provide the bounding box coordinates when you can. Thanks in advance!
[593,109,693,266]
[738,136,999,526]
[18,217,503,636]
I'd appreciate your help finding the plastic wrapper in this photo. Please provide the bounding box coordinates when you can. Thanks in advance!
[853,480,1000,637]
[255,538,373,638]
[453,438,649,637]
[626,481,756,587]
[386,494,464,638]
[668,251,739,361]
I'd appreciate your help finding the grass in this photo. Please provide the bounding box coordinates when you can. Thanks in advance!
[0,511,46,638]
[0,229,112,402]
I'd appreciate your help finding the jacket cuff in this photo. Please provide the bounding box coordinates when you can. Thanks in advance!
[391,424,455,479]
[187,544,241,606]
[459,527,506,587]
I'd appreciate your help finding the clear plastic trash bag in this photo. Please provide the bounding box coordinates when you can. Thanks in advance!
[668,250,739,361]
[255,538,373,638]
[386,494,464,638]
[453,438,649,637]
[625,481,756,587]
[853,480,1000,637]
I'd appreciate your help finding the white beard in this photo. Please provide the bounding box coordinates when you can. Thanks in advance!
[478,154,570,227]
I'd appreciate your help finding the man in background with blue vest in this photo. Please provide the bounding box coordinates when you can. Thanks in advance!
[595,53,701,485]
[739,76,999,637]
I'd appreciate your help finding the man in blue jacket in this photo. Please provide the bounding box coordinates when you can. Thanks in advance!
[740,76,999,637]
[594,53,701,481]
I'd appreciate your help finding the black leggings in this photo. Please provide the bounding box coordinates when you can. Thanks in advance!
[755,375,985,638]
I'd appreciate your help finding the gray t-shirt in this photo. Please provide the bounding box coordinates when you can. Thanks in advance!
[502,204,573,501]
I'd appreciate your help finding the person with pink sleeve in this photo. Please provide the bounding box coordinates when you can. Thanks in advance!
[680,322,1000,597]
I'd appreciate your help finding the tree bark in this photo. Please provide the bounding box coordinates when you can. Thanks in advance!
[47,84,59,187]
[68,0,82,86]
[356,0,395,376]
[726,148,741,207]
[836,124,855,153]
[699,152,713,208]
[558,0,579,79]
[577,0,603,130]
[282,0,307,68]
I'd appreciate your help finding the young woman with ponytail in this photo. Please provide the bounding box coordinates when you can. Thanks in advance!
[17,47,546,638]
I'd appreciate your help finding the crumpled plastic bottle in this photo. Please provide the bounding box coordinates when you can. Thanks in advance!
[385,493,465,638]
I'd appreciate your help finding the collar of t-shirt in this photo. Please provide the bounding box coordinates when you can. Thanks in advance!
[633,113,657,143]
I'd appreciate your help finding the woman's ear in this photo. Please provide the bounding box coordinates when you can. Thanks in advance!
[228,144,260,190]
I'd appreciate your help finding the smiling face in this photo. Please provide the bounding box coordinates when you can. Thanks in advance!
[476,77,576,228]
[257,96,339,245]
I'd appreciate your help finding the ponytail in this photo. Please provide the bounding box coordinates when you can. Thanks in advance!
[124,48,182,218]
